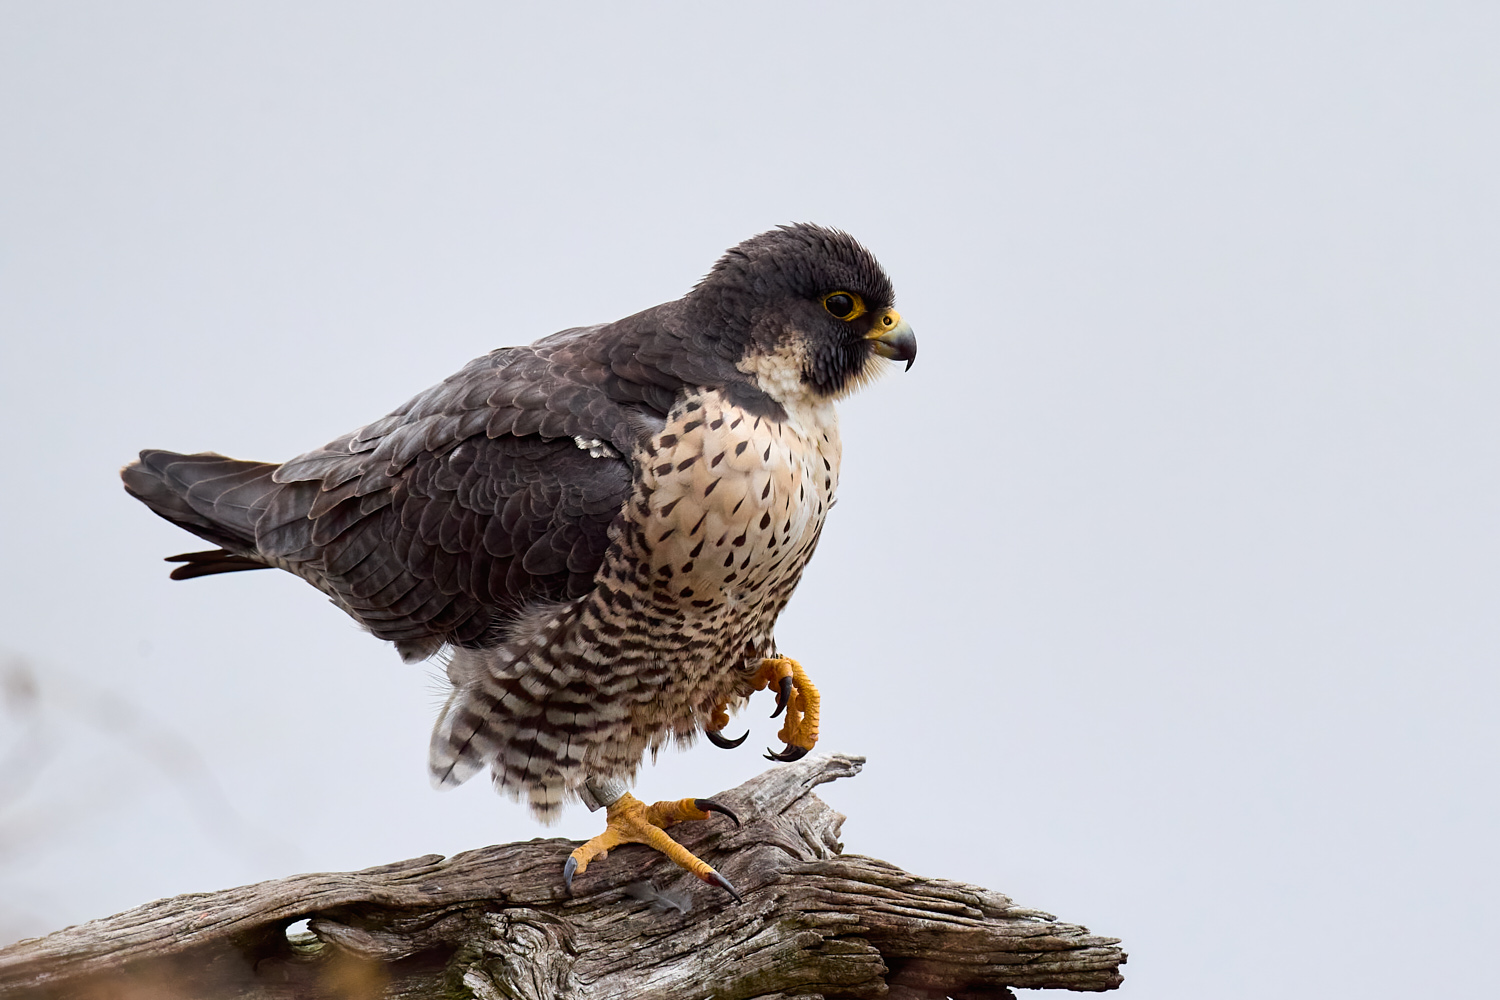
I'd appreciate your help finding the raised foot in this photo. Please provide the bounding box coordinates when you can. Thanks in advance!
[564,793,742,902]
[703,656,822,760]
[755,657,820,762]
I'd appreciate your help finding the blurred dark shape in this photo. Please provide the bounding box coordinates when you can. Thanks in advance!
[2,661,39,716]
[0,658,54,815]
[0,653,291,863]
[320,950,389,1000]
[0,652,301,944]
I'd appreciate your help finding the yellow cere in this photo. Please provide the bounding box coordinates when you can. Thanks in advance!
[864,308,903,337]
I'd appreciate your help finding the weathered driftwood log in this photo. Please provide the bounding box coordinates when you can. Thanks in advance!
[0,753,1125,999]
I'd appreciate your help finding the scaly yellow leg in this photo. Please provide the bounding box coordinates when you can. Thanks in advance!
[564,793,741,900]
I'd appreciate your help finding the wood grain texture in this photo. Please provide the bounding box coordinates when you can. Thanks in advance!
[0,754,1125,999]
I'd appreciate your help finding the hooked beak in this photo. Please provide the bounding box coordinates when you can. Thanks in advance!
[866,309,917,371]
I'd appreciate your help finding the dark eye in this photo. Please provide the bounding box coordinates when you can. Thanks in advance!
[821,291,866,320]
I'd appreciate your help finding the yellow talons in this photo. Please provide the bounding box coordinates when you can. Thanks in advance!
[703,657,821,758]
[564,793,742,900]
[704,699,748,749]
[753,657,820,760]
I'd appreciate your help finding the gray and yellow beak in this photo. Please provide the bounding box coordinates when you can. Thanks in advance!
[866,309,917,370]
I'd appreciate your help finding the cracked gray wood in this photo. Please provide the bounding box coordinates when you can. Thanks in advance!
[0,753,1126,999]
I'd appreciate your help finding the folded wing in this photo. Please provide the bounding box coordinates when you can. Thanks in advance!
[123,324,677,658]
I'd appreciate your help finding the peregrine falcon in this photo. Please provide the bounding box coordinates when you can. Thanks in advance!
[121,224,917,898]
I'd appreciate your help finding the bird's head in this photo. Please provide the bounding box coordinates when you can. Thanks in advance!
[687,223,917,404]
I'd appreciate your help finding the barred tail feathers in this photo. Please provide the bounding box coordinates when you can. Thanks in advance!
[428,680,493,791]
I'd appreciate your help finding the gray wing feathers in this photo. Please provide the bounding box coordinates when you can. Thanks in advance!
[273,330,638,496]
[124,329,645,653]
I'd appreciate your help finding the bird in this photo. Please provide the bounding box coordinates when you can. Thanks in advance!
[121,223,917,900]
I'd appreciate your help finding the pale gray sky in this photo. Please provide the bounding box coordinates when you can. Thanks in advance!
[1,4,1497,997]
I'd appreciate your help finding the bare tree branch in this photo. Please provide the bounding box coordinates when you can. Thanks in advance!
[0,754,1125,999]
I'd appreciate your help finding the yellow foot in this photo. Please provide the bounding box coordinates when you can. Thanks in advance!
[755,657,820,762]
[563,792,742,901]
[704,657,822,760]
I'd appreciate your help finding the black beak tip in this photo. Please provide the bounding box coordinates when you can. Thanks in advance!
[900,336,918,370]
[873,325,917,370]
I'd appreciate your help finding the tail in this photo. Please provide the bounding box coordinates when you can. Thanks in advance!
[163,549,270,581]
[121,449,278,578]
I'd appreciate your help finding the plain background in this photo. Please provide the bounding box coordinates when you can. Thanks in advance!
[2,4,1497,997]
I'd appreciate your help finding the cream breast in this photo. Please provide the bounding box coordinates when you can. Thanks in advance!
[638,390,840,614]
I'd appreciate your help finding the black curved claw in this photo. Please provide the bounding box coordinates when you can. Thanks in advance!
[705,728,748,750]
[693,797,741,827]
[563,855,578,892]
[771,675,794,718]
[705,870,743,903]
[764,743,809,763]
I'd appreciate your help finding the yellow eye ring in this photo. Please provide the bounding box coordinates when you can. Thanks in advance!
[821,290,867,321]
